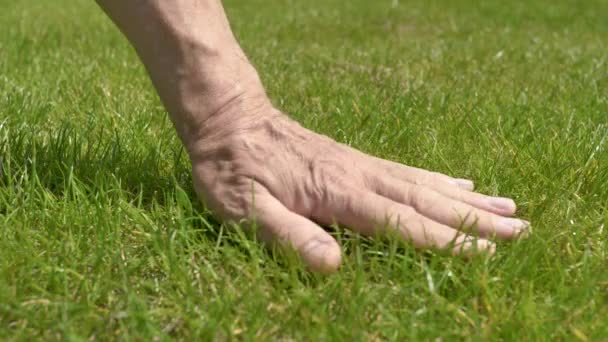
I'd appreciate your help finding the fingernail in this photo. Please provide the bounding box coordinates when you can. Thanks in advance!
[515,226,532,239]
[515,221,532,239]
[453,179,474,190]
[301,239,341,274]
[301,239,323,258]
[478,240,496,254]
[498,218,530,234]
[489,197,516,212]
[456,238,495,255]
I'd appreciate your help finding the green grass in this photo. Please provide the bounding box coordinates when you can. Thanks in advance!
[1,0,607,339]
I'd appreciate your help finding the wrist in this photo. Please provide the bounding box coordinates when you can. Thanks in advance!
[184,95,284,161]
[163,48,272,148]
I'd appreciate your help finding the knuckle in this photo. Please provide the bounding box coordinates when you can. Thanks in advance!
[385,204,416,226]
[449,188,467,202]
[407,184,439,213]
[415,171,445,186]
[304,142,372,220]
[308,157,348,198]
[362,172,382,192]
[413,172,434,185]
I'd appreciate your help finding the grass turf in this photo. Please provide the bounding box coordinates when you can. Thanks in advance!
[1,0,607,339]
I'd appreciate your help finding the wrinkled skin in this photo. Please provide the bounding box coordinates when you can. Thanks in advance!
[189,97,529,273]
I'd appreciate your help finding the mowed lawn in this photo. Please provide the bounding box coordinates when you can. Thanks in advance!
[1,0,607,339]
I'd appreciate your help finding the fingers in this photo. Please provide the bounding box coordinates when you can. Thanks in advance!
[429,180,517,216]
[366,153,520,217]
[371,177,530,239]
[371,156,475,191]
[320,188,494,255]
[251,188,342,274]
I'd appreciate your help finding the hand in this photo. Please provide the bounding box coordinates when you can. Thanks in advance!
[95,0,530,274]
[187,96,530,274]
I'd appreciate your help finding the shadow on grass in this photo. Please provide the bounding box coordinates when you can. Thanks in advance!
[0,120,198,208]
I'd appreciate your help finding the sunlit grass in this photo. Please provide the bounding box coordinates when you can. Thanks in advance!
[1,0,607,339]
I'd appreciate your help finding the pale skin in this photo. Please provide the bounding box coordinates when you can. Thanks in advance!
[95,0,530,273]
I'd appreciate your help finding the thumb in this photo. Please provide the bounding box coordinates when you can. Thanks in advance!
[251,189,342,274]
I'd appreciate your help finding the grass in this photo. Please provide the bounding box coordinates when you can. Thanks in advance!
[1,0,607,339]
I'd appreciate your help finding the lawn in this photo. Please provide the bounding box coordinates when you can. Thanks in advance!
[1,0,607,339]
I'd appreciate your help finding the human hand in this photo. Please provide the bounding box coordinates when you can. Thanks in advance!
[187,96,530,274]
[95,0,527,274]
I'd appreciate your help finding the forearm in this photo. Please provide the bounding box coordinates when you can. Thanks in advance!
[95,0,268,147]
